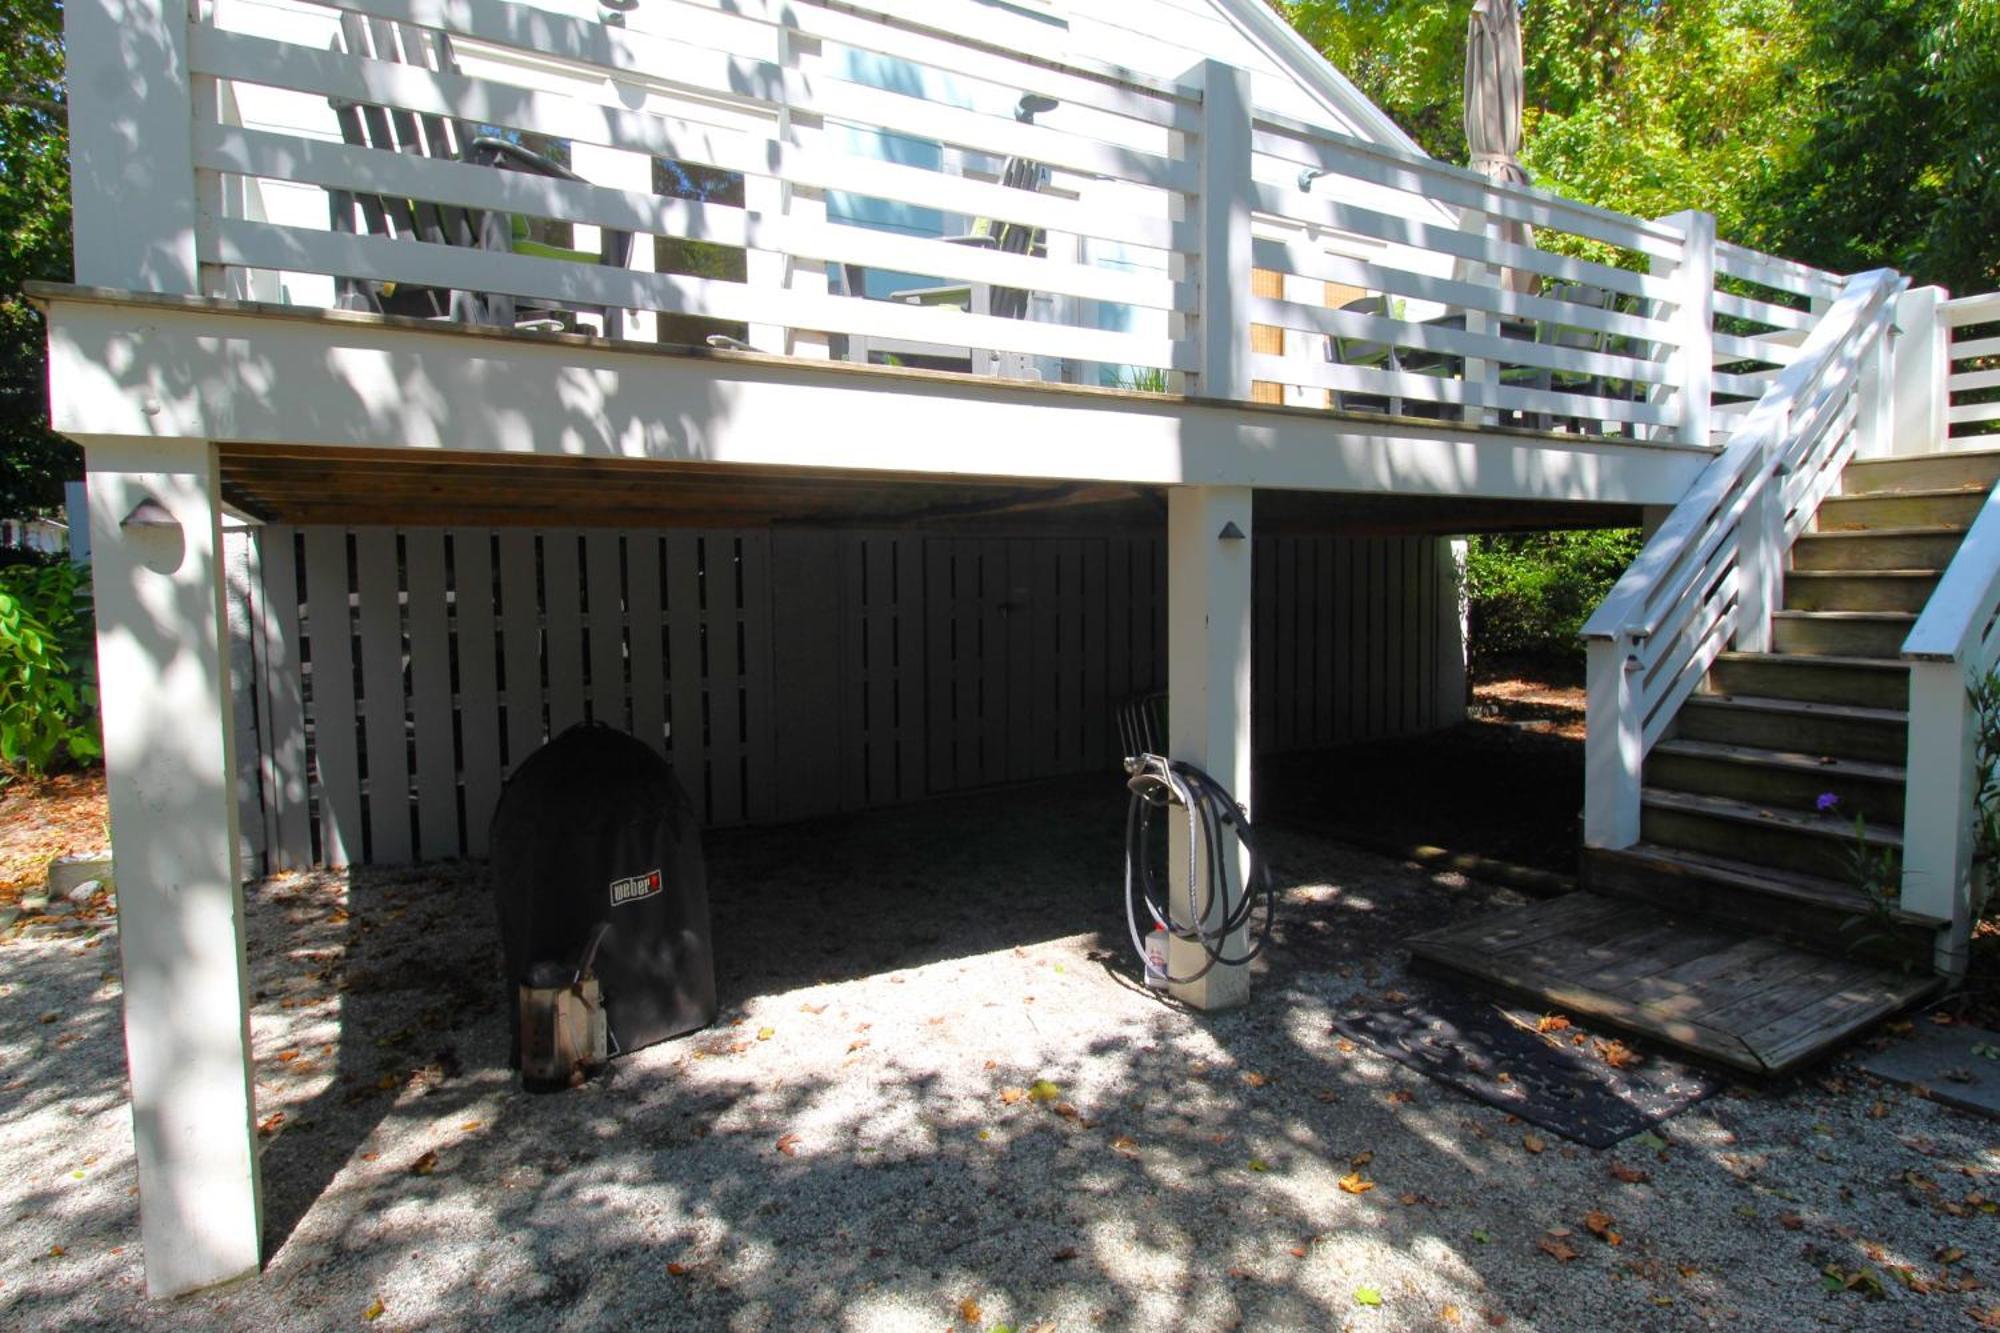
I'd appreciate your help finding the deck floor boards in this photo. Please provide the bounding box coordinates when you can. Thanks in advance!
[1409,895,1938,1074]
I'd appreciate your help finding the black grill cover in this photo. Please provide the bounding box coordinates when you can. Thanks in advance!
[490,723,716,1055]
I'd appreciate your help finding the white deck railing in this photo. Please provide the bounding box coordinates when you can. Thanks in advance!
[70,0,1839,440]
[1898,291,2000,967]
[1580,268,1907,846]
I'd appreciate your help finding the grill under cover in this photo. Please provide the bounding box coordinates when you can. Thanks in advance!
[490,723,717,1055]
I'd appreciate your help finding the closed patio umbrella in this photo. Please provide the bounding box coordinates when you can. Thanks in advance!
[1462,0,1536,294]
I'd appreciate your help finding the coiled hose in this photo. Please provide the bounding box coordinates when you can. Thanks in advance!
[1123,753,1275,987]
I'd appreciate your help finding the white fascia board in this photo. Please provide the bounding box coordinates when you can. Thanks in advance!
[40,292,1710,507]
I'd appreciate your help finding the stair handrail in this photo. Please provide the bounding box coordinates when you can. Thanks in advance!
[1582,267,1908,850]
[1899,299,2000,971]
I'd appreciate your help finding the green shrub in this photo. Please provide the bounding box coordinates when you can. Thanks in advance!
[0,560,99,776]
[1464,529,1641,667]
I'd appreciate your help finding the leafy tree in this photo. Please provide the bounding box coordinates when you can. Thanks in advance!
[0,0,72,518]
[1746,0,2000,294]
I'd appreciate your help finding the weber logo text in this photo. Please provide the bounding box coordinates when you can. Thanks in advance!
[610,870,663,906]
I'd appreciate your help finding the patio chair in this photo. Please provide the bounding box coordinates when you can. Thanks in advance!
[1326,296,1410,415]
[1510,282,1617,432]
[326,15,633,332]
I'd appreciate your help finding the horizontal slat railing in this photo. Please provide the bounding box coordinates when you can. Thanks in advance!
[1242,108,1702,439]
[190,0,1204,381]
[80,0,1863,426]
[1581,267,1907,848]
[1946,292,2000,432]
[1708,240,1842,430]
[1900,289,2000,969]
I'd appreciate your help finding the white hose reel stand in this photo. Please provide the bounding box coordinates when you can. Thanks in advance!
[1122,753,1275,990]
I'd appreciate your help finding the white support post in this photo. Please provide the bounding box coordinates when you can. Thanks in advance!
[1856,320,1896,461]
[84,436,262,1297]
[1656,210,1716,447]
[66,0,199,293]
[1902,660,1977,977]
[1734,463,1786,654]
[1435,537,1469,720]
[1891,285,1948,456]
[748,18,830,358]
[1166,485,1254,1010]
[1188,60,1253,401]
[1583,634,1644,848]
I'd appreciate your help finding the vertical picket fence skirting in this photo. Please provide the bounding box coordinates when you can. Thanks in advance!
[226,525,1465,870]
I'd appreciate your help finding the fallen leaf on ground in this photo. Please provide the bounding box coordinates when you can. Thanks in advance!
[999,1086,1027,1105]
[257,1112,285,1135]
[1597,1039,1639,1069]
[1054,1102,1080,1119]
[1354,1286,1383,1307]
[958,1297,983,1324]
[362,1298,385,1321]
[847,1039,869,1053]
[408,1150,438,1176]
[1051,1246,1078,1261]
[1441,1305,1462,1325]
[1537,1235,1579,1263]
[1243,1071,1268,1088]
[1385,1089,1415,1105]
[1247,1157,1271,1172]
[1338,1172,1374,1194]
[1777,1213,1804,1231]
[1583,1210,1621,1245]
[799,1002,827,1015]
[1350,1150,1374,1167]
[275,1049,300,1062]
[756,1027,774,1041]
[1536,1014,1571,1034]
[1110,1135,1138,1153]
[775,1133,801,1157]
[1027,1079,1062,1103]
[667,1262,692,1276]
[1522,1134,1545,1154]
[1609,1162,1651,1184]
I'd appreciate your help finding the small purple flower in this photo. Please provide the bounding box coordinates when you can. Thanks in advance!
[1815,792,1841,814]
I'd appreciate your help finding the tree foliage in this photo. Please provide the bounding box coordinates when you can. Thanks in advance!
[1463,529,1640,665]
[1276,0,1999,293]
[0,0,72,518]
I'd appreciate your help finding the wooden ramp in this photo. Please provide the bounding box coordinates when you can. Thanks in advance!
[1407,894,1940,1075]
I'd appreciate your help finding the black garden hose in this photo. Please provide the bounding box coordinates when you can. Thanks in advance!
[1123,753,1275,988]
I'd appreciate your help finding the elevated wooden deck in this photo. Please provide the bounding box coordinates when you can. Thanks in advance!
[1408,894,1939,1075]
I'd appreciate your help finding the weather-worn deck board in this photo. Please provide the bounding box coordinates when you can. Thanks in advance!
[1409,894,1938,1075]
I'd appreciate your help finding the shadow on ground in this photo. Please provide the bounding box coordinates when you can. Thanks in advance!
[1,774,1993,1330]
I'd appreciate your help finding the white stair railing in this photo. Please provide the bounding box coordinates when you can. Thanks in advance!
[1900,290,2000,974]
[1581,268,1908,849]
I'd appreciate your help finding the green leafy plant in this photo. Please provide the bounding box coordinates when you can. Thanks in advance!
[1467,528,1641,666]
[1818,791,1905,958]
[1970,668,2000,917]
[0,560,99,776]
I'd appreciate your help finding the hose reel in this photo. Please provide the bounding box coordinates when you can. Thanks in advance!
[1122,753,1275,989]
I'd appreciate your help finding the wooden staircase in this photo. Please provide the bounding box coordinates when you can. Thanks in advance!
[1412,449,2000,1074]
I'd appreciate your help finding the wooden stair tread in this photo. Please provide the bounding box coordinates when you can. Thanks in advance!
[1681,693,1906,724]
[1640,786,1903,848]
[1598,843,1942,924]
[1795,525,1971,539]
[1710,651,1908,673]
[1649,737,1906,783]
[1771,610,1916,622]
[1785,568,1943,579]
[1410,895,1941,1074]
[1830,483,1992,498]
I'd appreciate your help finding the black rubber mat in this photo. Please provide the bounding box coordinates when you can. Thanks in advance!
[1330,977,1722,1147]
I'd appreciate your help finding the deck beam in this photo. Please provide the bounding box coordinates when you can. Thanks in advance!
[38,287,1713,508]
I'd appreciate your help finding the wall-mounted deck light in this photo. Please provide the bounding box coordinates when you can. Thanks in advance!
[1218,521,1246,541]
[1298,167,1330,192]
[120,497,176,529]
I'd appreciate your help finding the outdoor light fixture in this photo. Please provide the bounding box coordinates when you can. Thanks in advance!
[1298,167,1330,191]
[120,497,176,530]
[1218,521,1246,541]
[1016,93,1059,123]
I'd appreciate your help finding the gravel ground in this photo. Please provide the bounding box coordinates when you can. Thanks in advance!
[1,775,1994,1331]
